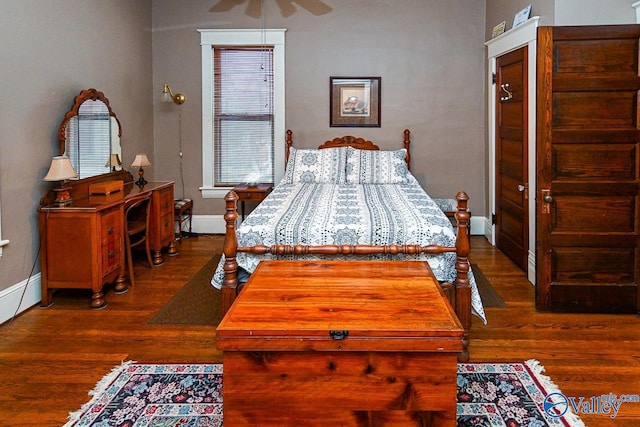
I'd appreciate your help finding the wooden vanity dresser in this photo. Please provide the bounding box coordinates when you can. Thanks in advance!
[39,170,176,308]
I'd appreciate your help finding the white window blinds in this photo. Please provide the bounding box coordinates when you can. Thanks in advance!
[213,47,274,186]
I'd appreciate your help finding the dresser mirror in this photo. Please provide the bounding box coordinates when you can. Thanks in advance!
[58,88,122,179]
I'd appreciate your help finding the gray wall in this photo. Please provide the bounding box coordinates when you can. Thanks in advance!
[152,0,488,218]
[0,0,153,293]
[485,0,637,40]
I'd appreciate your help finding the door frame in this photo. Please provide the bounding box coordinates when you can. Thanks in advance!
[485,17,539,284]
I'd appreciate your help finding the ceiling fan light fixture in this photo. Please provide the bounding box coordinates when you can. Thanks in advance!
[209,0,332,18]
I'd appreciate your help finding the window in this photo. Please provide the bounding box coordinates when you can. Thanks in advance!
[199,29,286,198]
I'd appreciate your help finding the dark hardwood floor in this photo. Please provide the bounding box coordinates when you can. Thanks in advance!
[1,235,639,426]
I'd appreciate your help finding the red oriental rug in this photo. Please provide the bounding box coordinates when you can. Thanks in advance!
[64,360,584,426]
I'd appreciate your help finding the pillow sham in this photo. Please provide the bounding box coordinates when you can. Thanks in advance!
[346,147,409,184]
[283,146,349,184]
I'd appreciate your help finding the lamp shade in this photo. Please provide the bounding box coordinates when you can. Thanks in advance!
[105,153,121,168]
[131,153,152,168]
[43,156,78,181]
[161,84,173,103]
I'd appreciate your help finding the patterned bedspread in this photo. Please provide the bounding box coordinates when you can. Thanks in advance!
[212,177,487,323]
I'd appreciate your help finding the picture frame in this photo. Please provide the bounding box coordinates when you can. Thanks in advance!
[330,76,381,127]
[512,4,532,28]
[492,21,506,38]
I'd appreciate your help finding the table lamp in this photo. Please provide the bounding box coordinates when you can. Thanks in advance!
[105,153,121,171]
[43,155,78,206]
[132,153,152,186]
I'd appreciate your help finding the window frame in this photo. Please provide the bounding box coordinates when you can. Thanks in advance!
[198,29,286,199]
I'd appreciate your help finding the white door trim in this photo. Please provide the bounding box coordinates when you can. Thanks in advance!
[485,17,539,284]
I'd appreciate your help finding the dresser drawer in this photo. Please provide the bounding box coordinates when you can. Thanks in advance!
[158,186,173,215]
[100,207,122,276]
[101,208,120,245]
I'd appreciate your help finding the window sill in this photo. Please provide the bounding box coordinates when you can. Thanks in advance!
[0,239,9,257]
[200,186,232,199]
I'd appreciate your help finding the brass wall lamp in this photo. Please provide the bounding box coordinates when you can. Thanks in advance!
[162,84,186,105]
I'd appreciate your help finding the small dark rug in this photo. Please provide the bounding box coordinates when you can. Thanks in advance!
[149,258,505,326]
[148,254,223,326]
[472,263,507,308]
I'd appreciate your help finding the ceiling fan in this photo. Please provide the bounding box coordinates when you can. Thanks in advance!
[209,0,332,18]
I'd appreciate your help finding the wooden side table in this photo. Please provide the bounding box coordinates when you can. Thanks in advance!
[232,183,273,220]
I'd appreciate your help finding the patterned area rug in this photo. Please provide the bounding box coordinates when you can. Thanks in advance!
[65,361,584,426]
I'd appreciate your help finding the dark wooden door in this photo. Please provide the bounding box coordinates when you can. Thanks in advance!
[496,47,528,271]
[536,25,640,313]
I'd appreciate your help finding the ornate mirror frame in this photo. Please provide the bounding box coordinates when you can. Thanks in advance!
[57,88,123,179]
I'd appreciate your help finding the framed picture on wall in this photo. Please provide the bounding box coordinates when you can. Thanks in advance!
[330,77,381,127]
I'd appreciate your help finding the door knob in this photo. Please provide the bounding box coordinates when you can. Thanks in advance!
[541,189,552,214]
[517,184,526,192]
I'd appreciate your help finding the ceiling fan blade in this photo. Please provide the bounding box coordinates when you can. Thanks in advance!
[245,0,262,18]
[274,0,296,17]
[209,0,246,13]
[294,0,332,16]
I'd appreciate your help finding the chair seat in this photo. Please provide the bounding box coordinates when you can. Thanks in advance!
[127,219,147,235]
[174,198,193,211]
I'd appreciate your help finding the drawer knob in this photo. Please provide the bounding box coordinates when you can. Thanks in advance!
[108,250,116,258]
[108,227,114,234]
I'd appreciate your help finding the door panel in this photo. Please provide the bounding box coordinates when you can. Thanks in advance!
[536,25,640,313]
[496,47,529,270]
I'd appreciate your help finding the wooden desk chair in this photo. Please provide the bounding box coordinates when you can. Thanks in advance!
[124,194,153,287]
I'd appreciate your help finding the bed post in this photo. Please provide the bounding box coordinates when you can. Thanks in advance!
[222,191,240,315]
[403,129,411,170]
[454,190,471,361]
[286,129,293,163]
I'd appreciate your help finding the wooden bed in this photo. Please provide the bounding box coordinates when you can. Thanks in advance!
[220,129,473,359]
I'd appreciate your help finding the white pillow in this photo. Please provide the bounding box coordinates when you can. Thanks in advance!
[283,146,349,184]
[346,147,409,184]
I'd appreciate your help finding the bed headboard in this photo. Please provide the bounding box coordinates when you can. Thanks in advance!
[318,135,379,150]
[285,129,412,169]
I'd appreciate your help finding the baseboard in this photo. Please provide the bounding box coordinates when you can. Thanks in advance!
[191,214,226,235]
[469,216,484,236]
[528,250,536,285]
[482,217,493,242]
[0,273,41,325]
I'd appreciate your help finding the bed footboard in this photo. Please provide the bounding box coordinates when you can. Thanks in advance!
[222,190,471,358]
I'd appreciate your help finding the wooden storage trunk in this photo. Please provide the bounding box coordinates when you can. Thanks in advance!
[216,260,464,426]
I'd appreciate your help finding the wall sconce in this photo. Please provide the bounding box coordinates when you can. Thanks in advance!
[162,84,186,105]
[131,153,152,186]
[105,153,122,171]
[43,155,78,205]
